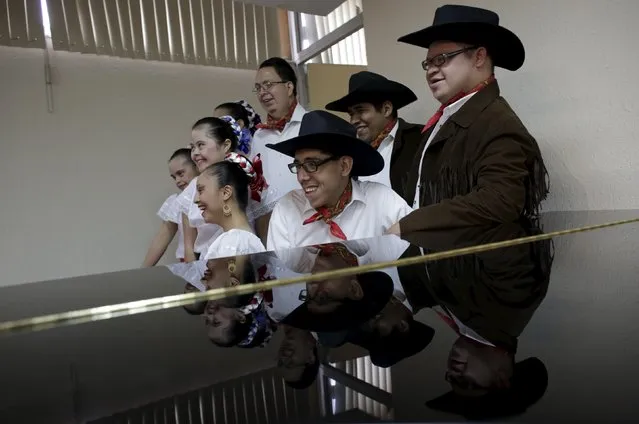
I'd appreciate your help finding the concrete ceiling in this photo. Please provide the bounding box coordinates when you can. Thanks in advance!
[236,0,346,16]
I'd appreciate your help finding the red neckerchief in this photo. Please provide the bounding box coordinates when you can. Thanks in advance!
[302,181,353,241]
[256,100,298,132]
[257,265,274,305]
[370,119,397,150]
[248,154,268,202]
[422,75,496,133]
[314,243,359,267]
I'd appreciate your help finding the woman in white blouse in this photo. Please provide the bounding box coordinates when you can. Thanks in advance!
[177,116,277,261]
[195,153,268,259]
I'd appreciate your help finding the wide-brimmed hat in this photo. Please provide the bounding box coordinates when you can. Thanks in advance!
[265,110,384,177]
[279,271,394,332]
[397,4,525,71]
[347,320,435,368]
[325,71,417,113]
[426,357,548,419]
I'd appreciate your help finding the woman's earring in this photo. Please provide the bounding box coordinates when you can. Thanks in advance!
[227,259,236,274]
[223,203,232,217]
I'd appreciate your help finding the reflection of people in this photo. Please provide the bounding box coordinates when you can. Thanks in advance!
[387,4,548,236]
[276,324,319,389]
[266,110,412,251]
[401,220,553,420]
[325,71,421,200]
[142,149,198,266]
[195,153,267,259]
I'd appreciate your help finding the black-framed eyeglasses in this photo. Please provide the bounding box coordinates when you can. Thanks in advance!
[421,46,477,71]
[288,156,337,174]
[253,81,288,93]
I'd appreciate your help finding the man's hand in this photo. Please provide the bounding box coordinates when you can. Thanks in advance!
[385,222,401,236]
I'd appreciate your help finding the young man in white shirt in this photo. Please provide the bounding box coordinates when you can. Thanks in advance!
[265,110,413,251]
[325,71,423,202]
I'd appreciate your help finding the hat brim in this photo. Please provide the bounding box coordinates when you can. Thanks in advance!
[280,271,394,332]
[325,81,418,112]
[266,133,384,177]
[425,357,548,419]
[348,320,435,368]
[397,22,525,71]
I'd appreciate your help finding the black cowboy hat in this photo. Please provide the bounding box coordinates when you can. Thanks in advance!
[397,4,525,71]
[325,71,417,113]
[265,110,384,177]
[347,320,435,368]
[280,271,394,332]
[426,357,548,420]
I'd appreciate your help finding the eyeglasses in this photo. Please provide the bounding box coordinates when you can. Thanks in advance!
[421,46,477,71]
[253,81,288,93]
[288,156,337,174]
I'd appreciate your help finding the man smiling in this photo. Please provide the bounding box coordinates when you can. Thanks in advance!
[387,5,548,235]
[325,72,422,201]
[265,110,411,250]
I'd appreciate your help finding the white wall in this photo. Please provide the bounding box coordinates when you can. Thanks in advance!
[363,0,639,212]
[0,46,256,287]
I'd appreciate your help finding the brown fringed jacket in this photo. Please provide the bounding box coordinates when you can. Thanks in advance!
[400,81,548,233]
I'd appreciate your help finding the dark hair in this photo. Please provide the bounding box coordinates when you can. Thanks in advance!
[259,57,298,97]
[371,100,399,120]
[201,160,251,213]
[192,117,239,152]
[216,102,250,125]
[169,148,196,167]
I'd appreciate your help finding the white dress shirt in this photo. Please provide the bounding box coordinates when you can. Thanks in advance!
[412,92,477,209]
[266,179,412,251]
[358,121,399,188]
[251,104,308,203]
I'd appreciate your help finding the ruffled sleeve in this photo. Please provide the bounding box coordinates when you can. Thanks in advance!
[165,260,207,292]
[157,194,180,223]
[203,229,267,260]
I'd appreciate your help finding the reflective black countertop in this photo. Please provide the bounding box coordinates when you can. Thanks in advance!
[0,211,638,423]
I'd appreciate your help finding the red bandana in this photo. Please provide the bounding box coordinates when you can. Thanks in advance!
[370,119,397,150]
[302,181,353,241]
[256,100,298,132]
[422,75,496,133]
[315,243,359,267]
[257,265,274,305]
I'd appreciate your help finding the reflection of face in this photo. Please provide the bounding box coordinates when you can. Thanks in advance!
[277,325,317,384]
[347,102,391,143]
[189,126,231,171]
[294,149,351,209]
[446,336,514,395]
[426,41,477,104]
[194,173,229,224]
[364,296,411,337]
[205,302,246,343]
[255,67,294,119]
[168,158,198,191]
[305,255,362,313]
[213,107,246,129]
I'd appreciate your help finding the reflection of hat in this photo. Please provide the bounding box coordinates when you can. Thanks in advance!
[426,357,548,420]
[265,111,384,177]
[280,271,393,332]
[325,71,417,112]
[397,4,525,71]
[347,320,435,368]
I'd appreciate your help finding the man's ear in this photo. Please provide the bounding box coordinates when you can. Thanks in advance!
[340,156,354,177]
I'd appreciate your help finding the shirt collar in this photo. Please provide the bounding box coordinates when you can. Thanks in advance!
[442,91,477,119]
[302,179,365,218]
[290,103,307,123]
